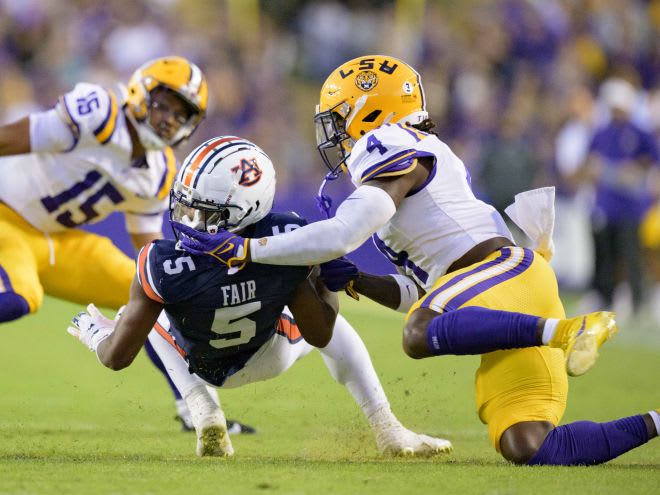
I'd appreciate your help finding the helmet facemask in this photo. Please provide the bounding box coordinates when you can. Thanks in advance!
[314,102,355,176]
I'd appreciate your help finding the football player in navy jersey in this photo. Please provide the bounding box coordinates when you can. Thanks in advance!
[68,136,453,458]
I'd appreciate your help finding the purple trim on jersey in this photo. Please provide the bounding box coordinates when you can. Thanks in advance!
[361,149,417,182]
[192,140,252,188]
[396,123,423,142]
[0,265,14,292]
[406,152,437,197]
[372,234,429,284]
[93,92,116,144]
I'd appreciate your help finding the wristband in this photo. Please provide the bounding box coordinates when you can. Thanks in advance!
[389,274,420,313]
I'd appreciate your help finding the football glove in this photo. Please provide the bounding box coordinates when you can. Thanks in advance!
[67,304,116,353]
[319,257,360,300]
[173,222,250,271]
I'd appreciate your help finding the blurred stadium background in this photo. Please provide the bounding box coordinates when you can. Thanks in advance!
[1,0,658,326]
[0,1,659,492]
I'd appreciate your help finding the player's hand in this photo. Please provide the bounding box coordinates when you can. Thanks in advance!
[320,257,360,300]
[67,304,115,352]
[173,222,250,271]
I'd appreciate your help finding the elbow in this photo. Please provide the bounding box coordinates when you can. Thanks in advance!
[100,353,134,371]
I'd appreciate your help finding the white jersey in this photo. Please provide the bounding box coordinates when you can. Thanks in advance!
[347,123,513,290]
[0,82,176,234]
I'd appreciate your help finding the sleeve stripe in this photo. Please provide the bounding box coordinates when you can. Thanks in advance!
[360,150,417,183]
[156,148,177,199]
[370,161,417,179]
[137,243,164,303]
[154,320,187,358]
[93,91,119,145]
[57,96,81,145]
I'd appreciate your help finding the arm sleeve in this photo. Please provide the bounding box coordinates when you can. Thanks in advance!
[250,185,396,265]
[29,109,77,152]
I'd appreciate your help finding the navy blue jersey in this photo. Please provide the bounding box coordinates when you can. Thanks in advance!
[137,212,310,385]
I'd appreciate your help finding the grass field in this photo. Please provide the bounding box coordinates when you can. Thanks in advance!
[0,295,658,494]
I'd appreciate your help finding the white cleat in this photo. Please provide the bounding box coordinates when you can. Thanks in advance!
[186,385,234,457]
[195,412,234,457]
[375,425,453,457]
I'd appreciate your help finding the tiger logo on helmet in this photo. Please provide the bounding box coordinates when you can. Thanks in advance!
[170,136,276,235]
[314,55,427,174]
[125,56,208,150]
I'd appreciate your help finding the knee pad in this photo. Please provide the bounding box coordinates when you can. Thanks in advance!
[0,292,30,322]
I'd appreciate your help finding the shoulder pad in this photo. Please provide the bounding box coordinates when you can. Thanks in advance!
[348,124,428,184]
[56,83,121,145]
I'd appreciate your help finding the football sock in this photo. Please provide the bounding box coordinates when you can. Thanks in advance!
[426,307,540,355]
[319,313,390,418]
[649,410,660,437]
[144,337,182,400]
[147,327,206,399]
[0,292,30,322]
[528,415,649,466]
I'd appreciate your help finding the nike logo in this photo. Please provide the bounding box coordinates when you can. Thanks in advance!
[576,317,586,337]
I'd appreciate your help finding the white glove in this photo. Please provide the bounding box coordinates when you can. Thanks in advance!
[67,304,116,352]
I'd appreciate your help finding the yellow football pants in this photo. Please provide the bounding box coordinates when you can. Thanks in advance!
[0,203,134,312]
[410,247,568,452]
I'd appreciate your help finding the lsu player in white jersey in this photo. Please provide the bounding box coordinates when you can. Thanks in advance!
[175,55,660,465]
[0,56,253,434]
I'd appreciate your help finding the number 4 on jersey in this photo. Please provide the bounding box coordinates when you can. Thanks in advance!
[366,135,387,155]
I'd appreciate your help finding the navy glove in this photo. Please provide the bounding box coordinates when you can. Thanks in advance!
[173,222,250,271]
[320,257,360,300]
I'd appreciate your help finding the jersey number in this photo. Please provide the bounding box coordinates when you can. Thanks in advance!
[40,170,124,227]
[209,301,261,349]
[366,135,388,155]
[77,92,100,115]
[163,256,196,275]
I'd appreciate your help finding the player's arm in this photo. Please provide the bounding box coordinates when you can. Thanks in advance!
[320,257,422,313]
[286,267,339,348]
[174,165,426,267]
[0,117,31,155]
[97,277,163,370]
[68,276,163,370]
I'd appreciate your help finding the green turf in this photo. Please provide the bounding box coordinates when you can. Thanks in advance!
[0,295,658,494]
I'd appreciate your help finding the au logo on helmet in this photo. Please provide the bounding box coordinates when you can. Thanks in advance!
[355,71,378,92]
[231,158,263,186]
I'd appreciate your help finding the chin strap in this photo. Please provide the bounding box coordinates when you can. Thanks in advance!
[316,171,341,219]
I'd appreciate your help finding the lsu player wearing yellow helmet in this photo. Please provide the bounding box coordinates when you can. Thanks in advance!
[0,55,253,434]
[176,55,660,465]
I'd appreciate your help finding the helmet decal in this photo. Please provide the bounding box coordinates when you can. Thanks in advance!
[231,158,263,186]
[355,71,379,92]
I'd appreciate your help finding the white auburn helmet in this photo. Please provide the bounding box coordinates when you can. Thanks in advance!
[171,136,276,233]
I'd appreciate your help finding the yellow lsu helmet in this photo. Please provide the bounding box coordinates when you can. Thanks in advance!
[314,55,427,174]
[126,56,208,149]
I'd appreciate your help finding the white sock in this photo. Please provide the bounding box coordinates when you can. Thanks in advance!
[541,318,559,345]
[649,410,660,436]
[318,313,390,420]
[147,326,207,398]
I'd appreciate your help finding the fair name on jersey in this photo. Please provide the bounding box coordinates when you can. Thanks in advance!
[220,280,257,306]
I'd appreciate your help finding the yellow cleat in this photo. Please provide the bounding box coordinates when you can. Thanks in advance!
[549,311,619,377]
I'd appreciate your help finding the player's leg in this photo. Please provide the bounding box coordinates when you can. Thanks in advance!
[403,247,617,376]
[317,313,452,457]
[504,410,659,466]
[147,317,234,457]
[0,204,46,322]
